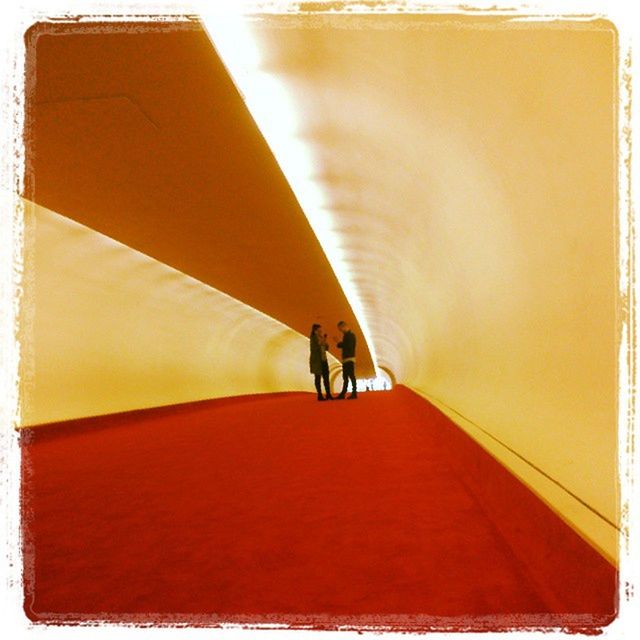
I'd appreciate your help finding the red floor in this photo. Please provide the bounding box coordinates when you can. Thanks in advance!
[20,387,617,631]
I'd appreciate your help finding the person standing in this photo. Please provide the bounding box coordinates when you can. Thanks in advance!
[335,320,357,400]
[309,324,333,401]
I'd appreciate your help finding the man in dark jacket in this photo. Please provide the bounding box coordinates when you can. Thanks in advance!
[335,320,357,400]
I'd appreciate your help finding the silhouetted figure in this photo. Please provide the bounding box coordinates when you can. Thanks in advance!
[334,320,357,400]
[309,324,333,401]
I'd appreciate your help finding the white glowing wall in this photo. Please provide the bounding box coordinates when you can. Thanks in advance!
[19,201,326,426]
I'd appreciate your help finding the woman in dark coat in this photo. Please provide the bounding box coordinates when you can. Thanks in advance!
[309,324,333,401]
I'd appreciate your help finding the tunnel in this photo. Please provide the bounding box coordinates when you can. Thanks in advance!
[16,11,620,632]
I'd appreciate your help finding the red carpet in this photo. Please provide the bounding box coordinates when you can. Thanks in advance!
[20,387,617,631]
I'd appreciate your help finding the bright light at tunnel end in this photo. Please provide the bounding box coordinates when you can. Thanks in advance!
[356,375,393,392]
[199,5,381,377]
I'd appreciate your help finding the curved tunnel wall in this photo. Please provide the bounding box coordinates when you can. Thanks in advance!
[19,201,333,426]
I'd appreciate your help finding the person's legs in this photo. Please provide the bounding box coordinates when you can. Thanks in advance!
[337,365,349,398]
[321,362,333,399]
[314,374,325,400]
[346,362,358,399]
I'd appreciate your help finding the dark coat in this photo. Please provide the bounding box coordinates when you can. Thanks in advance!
[337,330,356,360]
[309,335,326,375]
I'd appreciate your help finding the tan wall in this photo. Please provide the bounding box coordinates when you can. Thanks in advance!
[396,24,619,536]
[239,16,620,558]
[19,201,325,426]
